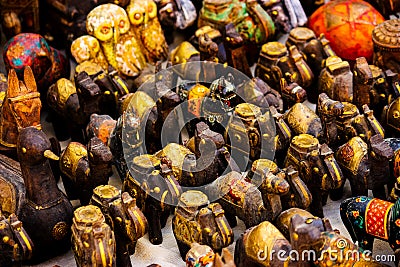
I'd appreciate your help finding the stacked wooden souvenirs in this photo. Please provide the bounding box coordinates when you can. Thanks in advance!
[1,0,400,266]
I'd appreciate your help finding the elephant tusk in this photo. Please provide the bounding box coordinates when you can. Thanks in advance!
[43,150,60,161]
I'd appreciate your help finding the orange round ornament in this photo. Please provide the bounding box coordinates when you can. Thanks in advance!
[308,0,384,62]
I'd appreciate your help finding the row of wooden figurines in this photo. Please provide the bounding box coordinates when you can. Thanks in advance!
[1,63,400,237]
[0,66,400,266]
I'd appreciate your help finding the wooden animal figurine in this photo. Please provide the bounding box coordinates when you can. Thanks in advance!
[234,221,293,267]
[222,23,252,79]
[210,171,268,228]
[70,35,109,71]
[154,0,197,32]
[108,109,143,180]
[0,153,25,217]
[47,78,84,141]
[278,79,307,110]
[282,103,323,139]
[126,0,169,63]
[286,27,335,76]
[17,126,73,262]
[275,207,318,240]
[169,41,201,81]
[173,190,233,260]
[318,56,353,103]
[225,103,276,166]
[317,93,385,149]
[3,33,69,94]
[90,185,148,267]
[71,205,116,267]
[284,134,343,217]
[184,122,231,187]
[259,0,291,33]
[198,0,276,48]
[0,67,41,158]
[0,211,34,267]
[372,19,400,76]
[289,212,386,267]
[236,77,284,113]
[86,4,147,77]
[86,114,117,145]
[59,137,113,205]
[353,57,374,109]
[123,154,182,245]
[255,42,314,90]
[340,196,400,264]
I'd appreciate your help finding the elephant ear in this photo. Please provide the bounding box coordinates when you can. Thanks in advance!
[23,66,38,95]
[7,68,20,98]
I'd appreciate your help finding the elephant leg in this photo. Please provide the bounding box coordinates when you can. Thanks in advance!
[309,188,324,218]
[160,207,169,228]
[330,178,346,201]
[60,173,78,200]
[372,185,387,200]
[116,240,132,267]
[349,175,368,197]
[145,202,163,245]
[224,211,237,228]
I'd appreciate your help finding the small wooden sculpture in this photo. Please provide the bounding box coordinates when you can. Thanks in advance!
[353,57,374,109]
[278,79,307,110]
[123,154,182,245]
[341,196,400,264]
[223,23,252,79]
[86,114,117,145]
[372,19,400,75]
[90,185,148,267]
[335,135,394,199]
[318,56,353,103]
[59,137,113,205]
[126,0,169,63]
[0,211,34,266]
[71,205,116,267]
[173,190,233,259]
[70,35,109,71]
[236,77,284,113]
[0,67,41,157]
[284,134,343,217]
[225,103,275,165]
[17,126,73,262]
[275,207,317,240]
[282,102,323,139]
[256,42,314,90]
[234,221,293,267]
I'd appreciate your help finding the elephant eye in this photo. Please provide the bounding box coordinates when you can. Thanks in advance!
[101,26,110,34]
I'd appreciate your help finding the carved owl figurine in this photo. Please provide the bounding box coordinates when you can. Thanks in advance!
[71,35,109,72]
[127,0,169,63]
[86,4,146,77]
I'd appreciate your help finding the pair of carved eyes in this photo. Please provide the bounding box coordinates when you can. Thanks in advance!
[100,21,126,34]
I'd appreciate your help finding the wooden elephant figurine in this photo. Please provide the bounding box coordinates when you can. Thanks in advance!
[284,134,343,217]
[0,211,34,267]
[59,136,113,205]
[173,190,233,260]
[17,126,73,262]
[340,196,400,265]
[123,154,182,245]
[71,205,116,267]
[335,134,393,200]
[289,212,386,267]
[234,221,294,267]
[90,185,148,267]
